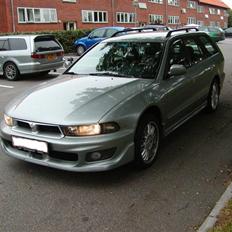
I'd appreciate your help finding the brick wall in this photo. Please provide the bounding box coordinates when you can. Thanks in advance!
[0,0,229,33]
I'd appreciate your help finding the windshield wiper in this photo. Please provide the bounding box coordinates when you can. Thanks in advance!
[89,72,134,78]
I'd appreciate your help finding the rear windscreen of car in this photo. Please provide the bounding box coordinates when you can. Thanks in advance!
[34,37,62,52]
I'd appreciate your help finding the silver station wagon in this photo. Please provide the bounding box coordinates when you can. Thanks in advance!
[0,35,64,81]
[0,28,225,172]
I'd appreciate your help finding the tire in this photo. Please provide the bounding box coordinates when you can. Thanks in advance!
[134,114,160,169]
[3,62,20,81]
[206,79,220,113]
[76,45,85,56]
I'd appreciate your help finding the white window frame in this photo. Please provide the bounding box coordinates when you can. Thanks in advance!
[168,16,179,24]
[62,0,76,2]
[148,0,163,4]
[17,7,57,23]
[187,1,196,9]
[209,8,216,15]
[187,17,196,24]
[197,5,204,13]
[168,0,179,6]
[149,14,163,24]
[82,10,108,23]
[116,12,136,23]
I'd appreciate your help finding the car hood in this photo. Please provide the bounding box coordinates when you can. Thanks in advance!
[6,75,151,125]
[75,36,88,44]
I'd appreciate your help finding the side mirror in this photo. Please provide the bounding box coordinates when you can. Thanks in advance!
[169,64,186,76]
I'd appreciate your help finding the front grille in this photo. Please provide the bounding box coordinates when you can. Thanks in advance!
[13,120,63,138]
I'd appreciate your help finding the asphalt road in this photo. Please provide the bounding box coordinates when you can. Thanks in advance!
[0,40,232,232]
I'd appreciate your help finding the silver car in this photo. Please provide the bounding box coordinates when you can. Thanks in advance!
[0,35,64,81]
[0,28,225,172]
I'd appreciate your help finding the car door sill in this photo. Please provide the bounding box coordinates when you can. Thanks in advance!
[163,102,207,137]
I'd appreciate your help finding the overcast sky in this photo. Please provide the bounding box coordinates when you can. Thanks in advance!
[222,0,232,8]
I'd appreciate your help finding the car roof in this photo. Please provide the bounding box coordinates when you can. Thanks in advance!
[93,26,125,30]
[105,30,206,43]
[0,34,54,39]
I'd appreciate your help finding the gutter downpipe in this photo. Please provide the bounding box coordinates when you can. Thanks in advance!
[10,0,16,32]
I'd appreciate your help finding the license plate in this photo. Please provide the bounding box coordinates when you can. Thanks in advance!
[12,137,48,154]
[47,54,56,61]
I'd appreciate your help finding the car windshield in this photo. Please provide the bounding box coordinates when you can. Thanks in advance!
[68,41,164,79]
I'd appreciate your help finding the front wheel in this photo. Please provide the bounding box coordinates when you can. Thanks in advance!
[134,114,160,169]
[206,79,220,112]
[3,62,20,81]
[76,45,85,56]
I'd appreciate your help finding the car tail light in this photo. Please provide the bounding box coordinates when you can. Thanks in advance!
[31,53,46,59]
[56,51,64,56]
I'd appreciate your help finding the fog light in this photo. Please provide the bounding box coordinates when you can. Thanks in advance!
[86,148,116,162]
[90,152,102,161]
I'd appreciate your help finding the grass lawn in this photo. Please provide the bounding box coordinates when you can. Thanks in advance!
[209,200,232,232]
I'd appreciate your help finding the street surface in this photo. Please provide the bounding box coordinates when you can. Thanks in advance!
[0,40,232,232]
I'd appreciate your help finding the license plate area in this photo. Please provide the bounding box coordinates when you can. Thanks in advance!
[47,54,57,61]
[12,136,48,154]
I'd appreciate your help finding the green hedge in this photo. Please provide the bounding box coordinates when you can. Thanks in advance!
[0,29,92,53]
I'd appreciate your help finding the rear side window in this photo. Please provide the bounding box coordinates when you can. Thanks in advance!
[34,37,62,52]
[0,39,9,51]
[198,36,218,56]
[9,38,27,50]
[105,29,118,37]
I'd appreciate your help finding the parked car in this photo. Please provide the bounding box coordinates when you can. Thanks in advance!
[0,28,225,172]
[184,24,225,42]
[224,27,232,37]
[0,35,64,81]
[74,26,125,56]
[143,24,171,31]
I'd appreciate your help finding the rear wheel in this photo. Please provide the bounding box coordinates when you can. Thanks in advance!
[76,45,85,56]
[206,79,220,112]
[134,114,160,169]
[3,62,20,81]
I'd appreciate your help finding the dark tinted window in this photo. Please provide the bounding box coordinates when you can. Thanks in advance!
[9,38,27,50]
[0,39,9,51]
[35,37,62,52]
[198,36,218,56]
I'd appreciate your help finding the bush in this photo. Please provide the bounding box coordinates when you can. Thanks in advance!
[0,29,91,53]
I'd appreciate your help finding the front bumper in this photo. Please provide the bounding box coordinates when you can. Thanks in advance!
[0,122,135,172]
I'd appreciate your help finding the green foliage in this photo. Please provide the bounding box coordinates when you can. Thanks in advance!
[0,29,91,53]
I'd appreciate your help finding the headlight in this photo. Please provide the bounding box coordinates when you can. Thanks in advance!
[63,122,119,136]
[4,114,13,127]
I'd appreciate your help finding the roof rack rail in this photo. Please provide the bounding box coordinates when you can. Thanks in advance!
[166,27,199,38]
[111,27,158,37]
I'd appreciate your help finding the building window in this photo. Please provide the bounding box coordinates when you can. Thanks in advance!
[217,9,221,15]
[18,7,57,23]
[187,17,196,24]
[149,14,163,24]
[116,12,136,23]
[197,5,204,13]
[168,16,179,24]
[209,8,216,15]
[168,0,179,6]
[224,10,229,17]
[64,21,76,30]
[148,0,163,4]
[187,1,196,9]
[82,10,108,23]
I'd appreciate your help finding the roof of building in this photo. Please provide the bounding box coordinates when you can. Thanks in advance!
[199,0,229,8]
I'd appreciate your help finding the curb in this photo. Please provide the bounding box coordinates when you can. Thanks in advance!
[198,182,232,232]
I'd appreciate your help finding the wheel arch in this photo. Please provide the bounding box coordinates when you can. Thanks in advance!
[136,105,163,136]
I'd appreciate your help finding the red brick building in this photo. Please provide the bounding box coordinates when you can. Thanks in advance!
[0,0,229,33]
